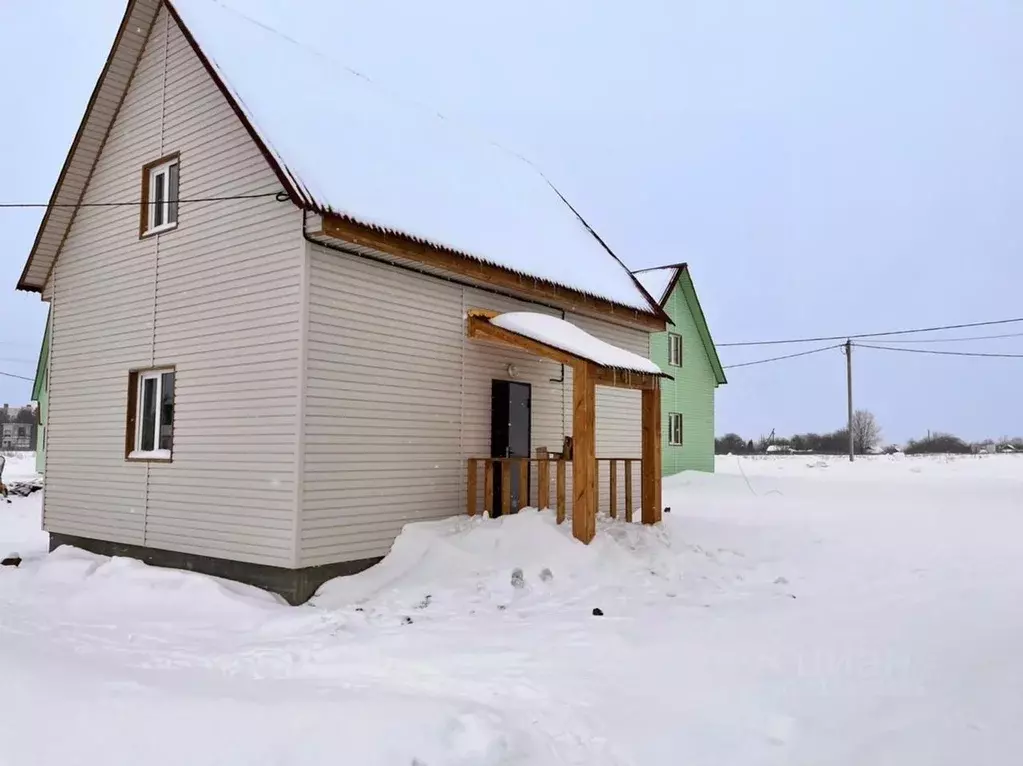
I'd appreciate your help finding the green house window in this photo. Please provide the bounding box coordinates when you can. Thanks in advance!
[668,333,682,367]
[668,413,683,445]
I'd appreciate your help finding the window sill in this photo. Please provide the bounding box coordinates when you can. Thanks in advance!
[140,222,178,240]
[127,449,173,463]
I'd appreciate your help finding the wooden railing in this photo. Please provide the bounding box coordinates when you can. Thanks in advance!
[466,454,641,524]
[598,457,640,523]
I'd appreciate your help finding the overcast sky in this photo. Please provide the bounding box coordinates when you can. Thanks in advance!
[2,0,1021,443]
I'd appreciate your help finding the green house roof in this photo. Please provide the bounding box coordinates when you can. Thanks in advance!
[633,263,727,385]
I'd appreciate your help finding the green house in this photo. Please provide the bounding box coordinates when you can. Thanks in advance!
[633,264,726,473]
[32,310,50,475]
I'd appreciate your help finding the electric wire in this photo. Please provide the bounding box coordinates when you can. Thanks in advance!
[0,371,33,382]
[0,191,289,209]
[718,317,1023,348]
[723,343,844,370]
[853,343,1023,359]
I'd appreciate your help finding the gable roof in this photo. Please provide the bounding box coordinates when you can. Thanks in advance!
[17,0,663,321]
[633,263,727,385]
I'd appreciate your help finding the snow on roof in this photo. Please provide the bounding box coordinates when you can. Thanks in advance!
[170,0,655,312]
[632,266,678,305]
[490,312,662,375]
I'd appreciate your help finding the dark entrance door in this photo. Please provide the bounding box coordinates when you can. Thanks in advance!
[491,380,532,515]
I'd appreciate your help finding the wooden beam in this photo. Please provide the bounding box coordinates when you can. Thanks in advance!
[641,385,662,525]
[468,315,582,367]
[467,459,477,517]
[320,215,667,331]
[468,316,666,390]
[572,362,597,543]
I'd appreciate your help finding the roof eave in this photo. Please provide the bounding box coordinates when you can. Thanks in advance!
[677,265,727,385]
[16,0,158,295]
[318,213,667,332]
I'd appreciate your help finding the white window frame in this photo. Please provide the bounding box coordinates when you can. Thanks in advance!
[668,412,683,446]
[129,369,174,460]
[668,333,683,367]
[145,158,179,235]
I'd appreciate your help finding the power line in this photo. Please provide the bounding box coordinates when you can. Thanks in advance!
[0,191,289,209]
[718,316,1023,348]
[854,343,1023,359]
[723,343,843,370]
[873,331,1023,345]
[0,371,33,382]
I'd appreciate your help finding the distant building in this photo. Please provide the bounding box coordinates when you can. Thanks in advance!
[1,419,36,451]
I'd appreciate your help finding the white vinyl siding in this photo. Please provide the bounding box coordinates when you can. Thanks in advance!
[44,7,303,565]
[299,243,649,566]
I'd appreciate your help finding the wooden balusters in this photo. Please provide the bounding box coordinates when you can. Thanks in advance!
[467,459,478,517]
[609,459,618,519]
[501,462,511,517]
[624,459,634,522]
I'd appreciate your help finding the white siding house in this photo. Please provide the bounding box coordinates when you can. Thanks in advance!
[18,0,668,602]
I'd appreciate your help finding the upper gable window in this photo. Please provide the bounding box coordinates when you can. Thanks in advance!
[668,332,683,367]
[141,154,179,237]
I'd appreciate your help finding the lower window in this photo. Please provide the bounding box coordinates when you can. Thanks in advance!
[668,412,683,446]
[126,368,175,460]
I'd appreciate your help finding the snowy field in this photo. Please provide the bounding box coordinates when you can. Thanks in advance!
[2,452,1022,765]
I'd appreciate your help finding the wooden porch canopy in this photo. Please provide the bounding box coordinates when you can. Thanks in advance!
[467,310,667,543]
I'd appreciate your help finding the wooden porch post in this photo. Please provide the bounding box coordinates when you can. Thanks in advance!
[572,362,597,543]
[641,382,662,525]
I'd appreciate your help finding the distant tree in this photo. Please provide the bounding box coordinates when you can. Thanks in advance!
[815,429,849,454]
[850,410,882,454]
[14,407,36,425]
[905,433,972,455]
[746,439,755,453]
[715,433,747,455]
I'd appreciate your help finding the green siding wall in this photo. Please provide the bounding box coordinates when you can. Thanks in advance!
[35,383,47,475]
[33,312,50,476]
[650,285,717,473]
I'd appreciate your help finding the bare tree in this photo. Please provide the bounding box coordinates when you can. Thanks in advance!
[851,410,882,454]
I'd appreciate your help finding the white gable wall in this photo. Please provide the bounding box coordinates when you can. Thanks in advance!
[45,6,304,566]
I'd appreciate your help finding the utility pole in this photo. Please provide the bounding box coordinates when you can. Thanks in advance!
[845,339,854,462]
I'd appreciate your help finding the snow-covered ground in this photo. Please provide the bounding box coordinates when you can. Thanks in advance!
[2,453,1022,764]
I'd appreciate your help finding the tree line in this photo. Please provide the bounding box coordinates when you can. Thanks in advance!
[716,410,884,455]
[716,411,1023,456]
[0,405,35,425]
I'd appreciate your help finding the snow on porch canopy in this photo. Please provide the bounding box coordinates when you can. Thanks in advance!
[486,312,663,377]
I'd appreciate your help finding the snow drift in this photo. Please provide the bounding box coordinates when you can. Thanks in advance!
[314,508,684,611]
